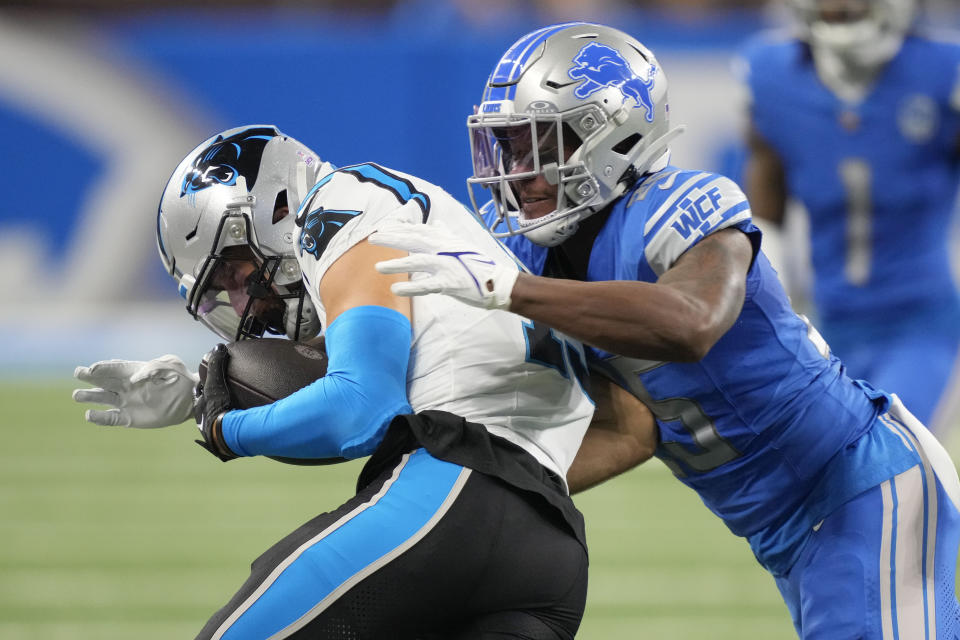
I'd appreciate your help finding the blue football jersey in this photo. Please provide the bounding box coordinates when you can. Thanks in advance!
[487,167,919,574]
[743,31,960,325]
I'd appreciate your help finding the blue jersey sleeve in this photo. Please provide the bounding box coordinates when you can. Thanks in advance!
[631,170,755,277]
[219,305,412,460]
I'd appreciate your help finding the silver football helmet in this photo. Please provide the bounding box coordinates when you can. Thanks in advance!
[468,22,684,247]
[788,0,916,68]
[157,125,334,341]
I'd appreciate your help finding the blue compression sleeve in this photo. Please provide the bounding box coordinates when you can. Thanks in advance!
[220,305,413,460]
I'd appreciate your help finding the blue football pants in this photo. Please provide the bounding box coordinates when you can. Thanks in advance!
[775,398,960,639]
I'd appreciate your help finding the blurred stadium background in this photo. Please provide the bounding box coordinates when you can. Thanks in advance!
[1,0,958,638]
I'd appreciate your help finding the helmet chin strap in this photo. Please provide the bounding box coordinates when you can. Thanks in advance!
[522,211,583,247]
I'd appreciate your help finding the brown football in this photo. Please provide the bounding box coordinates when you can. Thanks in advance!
[199,338,328,408]
[199,338,345,466]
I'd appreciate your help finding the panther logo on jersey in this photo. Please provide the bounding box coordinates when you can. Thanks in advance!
[297,207,361,261]
[179,126,276,197]
[568,42,657,123]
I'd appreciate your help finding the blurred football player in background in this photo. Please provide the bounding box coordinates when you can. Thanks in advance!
[73,124,658,639]
[740,0,960,436]
[371,21,960,638]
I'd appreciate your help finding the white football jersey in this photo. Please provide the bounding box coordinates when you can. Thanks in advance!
[293,163,594,482]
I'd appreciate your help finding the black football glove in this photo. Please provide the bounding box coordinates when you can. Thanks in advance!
[193,344,238,462]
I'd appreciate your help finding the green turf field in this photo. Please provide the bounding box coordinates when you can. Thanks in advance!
[1,380,798,639]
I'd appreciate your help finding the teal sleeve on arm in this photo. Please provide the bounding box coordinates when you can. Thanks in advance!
[220,305,412,460]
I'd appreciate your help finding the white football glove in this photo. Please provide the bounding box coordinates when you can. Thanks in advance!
[73,355,199,429]
[370,221,520,311]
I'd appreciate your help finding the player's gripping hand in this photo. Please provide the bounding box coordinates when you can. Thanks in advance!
[73,355,198,429]
[193,344,238,462]
[370,221,519,311]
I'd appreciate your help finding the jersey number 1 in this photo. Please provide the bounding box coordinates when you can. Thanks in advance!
[839,158,872,286]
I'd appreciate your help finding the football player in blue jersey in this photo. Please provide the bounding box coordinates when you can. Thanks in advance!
[740,0,960,436]
[370,22,960,639]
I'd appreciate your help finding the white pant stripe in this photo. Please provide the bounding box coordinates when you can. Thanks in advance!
[879,394,956,640]
[891,466,929,640]
[880,479,896,640]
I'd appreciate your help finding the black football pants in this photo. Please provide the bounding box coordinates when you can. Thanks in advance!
[196,448,588,640]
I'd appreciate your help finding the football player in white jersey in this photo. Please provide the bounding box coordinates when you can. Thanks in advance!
[73,124,656,639]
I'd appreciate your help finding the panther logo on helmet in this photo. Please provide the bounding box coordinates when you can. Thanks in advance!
[179,126,277,197]
[568,42,658,123]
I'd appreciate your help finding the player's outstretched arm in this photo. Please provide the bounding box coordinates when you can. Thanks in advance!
[567,378,658,494]
[373,218,751,362]
[509,228,753,361]
[73,355,198,429]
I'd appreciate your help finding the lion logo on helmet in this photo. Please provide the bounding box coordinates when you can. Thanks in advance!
[568,42,658,123]
[180,126,277,197]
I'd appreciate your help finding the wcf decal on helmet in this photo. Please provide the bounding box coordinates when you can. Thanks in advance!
[567,42,658,123]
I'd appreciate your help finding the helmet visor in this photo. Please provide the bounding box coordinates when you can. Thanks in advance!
[469,116,566,182]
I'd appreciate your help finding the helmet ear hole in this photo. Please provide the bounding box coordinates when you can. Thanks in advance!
[272,190,289,224]
[613,133,642,155]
